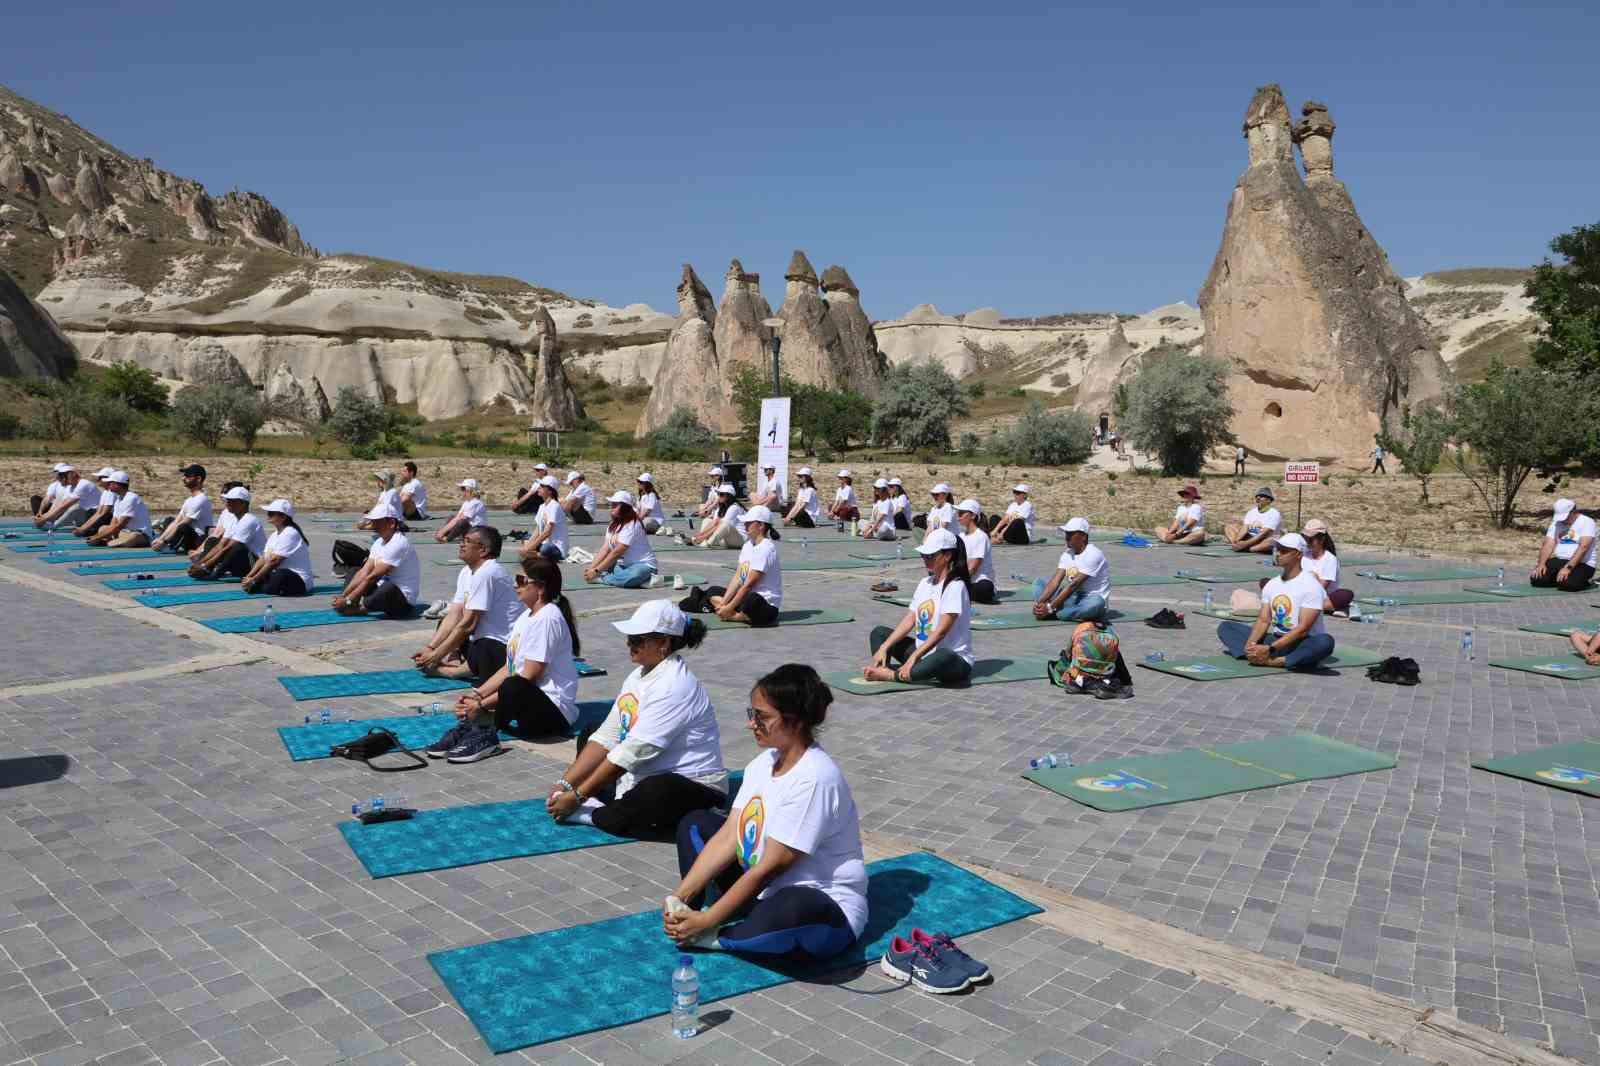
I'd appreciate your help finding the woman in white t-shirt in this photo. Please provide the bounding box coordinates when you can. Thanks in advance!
[435,479,488,542]
[1531,498,1598,591]
[545,600,726,839]
[451,555,583,745]
[858,479,898,541]
[1155,485,1207,545]
[828,470,859,522]
[240,499,316,596]
[522,476,569,561]
[665,664,866,961]
[864,528,975,685]
[689,484,746,549]
[700,507,783,626]
[783,468,821,528]
[586,492,659,587]
[956,500,998,604]
[1299,519,1354,614]
[888,477,915,530]
[988,484,1036,546]
[915,483,956,533]
[636,473,667,533]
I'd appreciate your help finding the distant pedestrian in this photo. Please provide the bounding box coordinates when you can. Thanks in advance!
[1370,444,1387,474]
[1233,445,1246,476]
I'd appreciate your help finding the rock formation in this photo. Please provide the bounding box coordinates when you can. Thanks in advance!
[0,266,77,378]
[265,361,332,422]
[1,149,40,199]
[44,169,72,204]
[711,259,773,430]
[525,303,584,429]
[821,264,886,394]
[773,250,845,390]
[637,265,722,436]
[1197,84,1447,461]
[73,155,112,212]
[1075,317,1140,417]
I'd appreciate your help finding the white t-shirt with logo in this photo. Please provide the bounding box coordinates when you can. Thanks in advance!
[728,746,868,938]
[1005,499,1036,539]
[1174,502,1205,530]
[1547,514,1599,568]
[908,574,974,665]
[603,655,723,792]
[1301,550,1340,594]
[535,498,568,555]
[227,512,269,557]
[607,520,657,570]
[1261,570,1329,640]
[925,502,956,530]
[834,484,856,508]
[401,478,429,516]
[961,528,995,586]
[111,491,153,537]
[369,531,420,604]
[458,558,521,644]
[567,482,597,515]
[506,603,579,722]
[1056,542,1111,604]
[177,492,213,531]
[637,491,666,526]
[734,537,782,607]
[456,497,487,529]
[264,525,315,587]
[796,485,821,521]
[1242,506,1282,537]
[760,475,786,508]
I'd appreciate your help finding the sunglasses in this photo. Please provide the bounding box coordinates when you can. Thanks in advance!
[745,706,778,727]
[625,633,656,649]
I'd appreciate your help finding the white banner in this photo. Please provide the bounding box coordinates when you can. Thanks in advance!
[758,397,791,498]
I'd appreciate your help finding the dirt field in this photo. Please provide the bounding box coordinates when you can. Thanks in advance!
[7,452,1593,562]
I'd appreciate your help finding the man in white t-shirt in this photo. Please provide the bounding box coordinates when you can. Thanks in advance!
[1034,517,1111,621]
[1216,532,1335,671]
[1156,485,1207,544]
[30,462,73,518]
[435,479,488,542]
[1226,487,1283,553]
[412,526,520,680]
[1531,498,1598,591]
[333,503,421,617]
[749,463,786,511]
[399,460,430,521]
[988,484,1036,545]
[71,467,119,538]
[32,464,99,532]
[189,486,267,578]
[151,463,214,553]
[86,471,155,548]
[509,461,551,515]
[563,471,598,524]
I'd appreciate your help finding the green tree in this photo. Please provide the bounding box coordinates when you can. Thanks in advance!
[645,406,717,460]
[330,387,386,448]
[227,389,268,452]
[729,367,872,452]
[1376,403,1451,503]
[97,361,168,413]
[1448,361,1588,528]
[26,380,81,441]
[994,400,1095,466]
[169,384,236,448]
[870,362,970,453]
[1526,221,1600,378]
[1120,354,1234,475]
[79,392,135,447]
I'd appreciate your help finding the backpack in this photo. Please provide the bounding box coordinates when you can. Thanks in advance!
[329,728,427,772]
[1048,621,1127,689]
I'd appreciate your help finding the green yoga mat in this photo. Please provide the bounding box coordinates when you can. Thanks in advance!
[1519,619,1600,636]
[1473,740,1600,797]
[1367,568,1500,582]
[1111,574,1190,586]
[1023,732,1396,812]
[730,557,886,572]
[428,851,1041,1054]
[1138,644,1385,680]
[702,608,854,631]
[823,658,1043,695]
[1181,546,1275,559]
[1488,654,1600,680]
[873,589,1025,607]
[969,609,1127,631]
[564,572,708,592]
[1466,585,1596,599]
[1177,569,1277,583]
[1356,591,1504,606]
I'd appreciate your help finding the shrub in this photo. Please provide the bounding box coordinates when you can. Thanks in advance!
[959,431,981,457]
[348,442,381,461]
[1377,403,1451,503]
[870,363,970,453]
[330,387,386,447]
[1120,354,1234,475]
[79,392,135,447]
[169,384,237,449]
[646,406,717,461]
[26,381,81,441]
[0,411,20,439]
[227,389,268,452]
[1447,361,1589,527]
[97,360,168,413]
[994,401,1094,466]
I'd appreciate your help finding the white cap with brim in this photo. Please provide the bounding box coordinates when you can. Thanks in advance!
[1273,532,1308,553]
[1553,498,1577,521]
[888,477,903,487]
[743,505,774,525]
[533,462,549,471]
[873,478,889,489]
[796,466,813,477]
[539,475,559,488]
[566,471,583,484]
[917,528,960,555]
[458,478,478,491]
[708,466,724,476]
[606,490,634,506]
[716,483,736,496]
[1013,484,1030,494]
[52,463,73,473]
[931,483,952,496]
[612,599,688,637]
[637,472,654,484]
[223,486,251,502]
[95,466,116,479]
[1061,517,1091,534]
[106,470,130,485]
[957,498,982,515]
[837,469,852,478]
[265,498,294,517]
[365,503,401,522]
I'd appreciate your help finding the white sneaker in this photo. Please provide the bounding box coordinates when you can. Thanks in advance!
[658,525,675,537]
[422,599,449,620]
[647,572,664,588]
[673,574,686,590]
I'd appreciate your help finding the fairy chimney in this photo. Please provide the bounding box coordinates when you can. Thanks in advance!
[636,264,723,437]
[821,264,887,395]
[712,258,773,430]
[525,302,584,430]
[774,249,846,390]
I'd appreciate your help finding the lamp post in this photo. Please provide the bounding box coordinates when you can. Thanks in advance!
[762,317,785,397]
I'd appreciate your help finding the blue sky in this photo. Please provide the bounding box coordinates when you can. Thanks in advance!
[7,0,1596,317]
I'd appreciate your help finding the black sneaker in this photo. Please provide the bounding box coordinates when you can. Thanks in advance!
[445,726,503,764]
[1146,608,1186,629]
[424,723,467,758]
[1397,658,1421,685]
[1094,678,1134,700]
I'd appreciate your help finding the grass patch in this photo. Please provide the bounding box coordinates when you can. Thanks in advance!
[559,330,671,357]
[1411,290,1504,318]
[1422,267,1533,287]
[335,254,570,303]
[463,304,507,324]
[272,282,313,308]
[1451,320,1537,381]
[176,246,306,315]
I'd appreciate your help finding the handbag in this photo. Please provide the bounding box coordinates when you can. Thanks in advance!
[329,727,427,772]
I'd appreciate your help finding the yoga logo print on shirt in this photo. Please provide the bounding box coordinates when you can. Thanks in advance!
[1268,594,1294,636]
[615,692,640,741]
[735,561,751,585]
[736,796,765,868]
[914,599,936,642]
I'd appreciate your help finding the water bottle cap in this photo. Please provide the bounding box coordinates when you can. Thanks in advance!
[679,953,694,967]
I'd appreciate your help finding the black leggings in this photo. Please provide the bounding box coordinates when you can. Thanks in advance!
[360,582,415,618]
[582,767,726,841]
[790,511,815,529]
[971,578,998,604]
[985,514,1029,544]
[76,511,111,538]
[511,489,541,515]
[675,809,855,961]
[255,569,308,596]
[194,542,254,579]
[893,510,911,531]
[169,524,205,553]
[868,625,973,685]
[702,587,780,626]
[465,637,508,683]
[569,506,594,525]
[494,674,572,739]
[1532,561,1595,591]
[30,494,44,516]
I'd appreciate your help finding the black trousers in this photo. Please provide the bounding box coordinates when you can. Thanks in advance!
[332,539,369,570]
[465,637,508,683]
[585,770,726,841]
[494,674,572,739]
[570,506,594,525]
[702,587,780,626]
[194,543,254,579]
[75,511,111,538]
[790,511,815,528]
[868,625,973,684]
[1531,560,1595,591]
[255,569,308,596]
[893,511,911,531]
[360,582,414,618]
[971,577,998,604]
[511,489,540,515]
[29,494,44,516]
[1001,522,1030,545]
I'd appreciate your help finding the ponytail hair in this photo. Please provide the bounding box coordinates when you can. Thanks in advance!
[1318,531,1337,557]
[670,617,707,652]
[521,553,581,656]
[941,535,973,595]
[285,516,309,551]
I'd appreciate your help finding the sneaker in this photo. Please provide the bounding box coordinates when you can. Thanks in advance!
[1397,657,1421,686]
[424,723,467,758]
[1146,608,1186,629]
[445,726,503,763]
[673,532,691,547]
[422,598,450,620]
[1093,677,1134,700]
[870,581,899,593]
[910,929,990,983]
[881,936,970,994]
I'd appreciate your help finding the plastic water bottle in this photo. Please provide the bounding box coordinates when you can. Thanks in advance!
[1010,572,1029,583]
[1144,651,1166,664]
[260,604,278,632]
[1203,587,1214,613]
[671,955,699,1039]
[304,707,333,726]
[417,701,444,715]
[1029,752,1072,770]
[1496,566,1505,588]
[896,541,904,562]
[1358,612,1382,625]
[1460,629,1474,661]
[352,793,408,816]
[801,537,809,559]
[1374,597,1397,607]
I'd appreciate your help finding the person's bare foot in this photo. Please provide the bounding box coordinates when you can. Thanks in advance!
[862,665,897,682]
[433,661,474,679]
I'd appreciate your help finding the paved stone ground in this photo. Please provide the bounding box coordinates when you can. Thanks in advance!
[1,516,1596,1064]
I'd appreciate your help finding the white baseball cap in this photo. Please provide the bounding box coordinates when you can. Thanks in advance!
[264,498,295,517]
[837,469,852,478]
[566,471,583,484]
[612,599,688,637]
[606,490,635,506]
[762,462,775,471]
[716,483,736,495]
[105,470,130,485]
[94,466,115,479]
[1553,498,1577,521]
[708,466,724,476]
[917,528,960,555]
[796,466,812,477]
[533,462,549,472]
[364,502,401,522]
[873,477,889,489]
[931,483,952,496]
[957,498,982,515]
[1273,532,1308,553]
[223,486,251,502]
[888,477,903,487]
[539,475,560,489]
[743,505,774,525]
[52,462,73,473]
[636,472,654,484]
[1061,517,1091,534]
[1013,483,1030,494]
[458,478,478,491]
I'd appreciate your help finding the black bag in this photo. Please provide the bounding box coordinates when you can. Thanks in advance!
[332,539,370,570]
[329,727,427,771]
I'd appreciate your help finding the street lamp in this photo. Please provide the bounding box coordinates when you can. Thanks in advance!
[762,317,785,397]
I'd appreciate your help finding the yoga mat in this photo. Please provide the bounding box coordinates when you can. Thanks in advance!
[1356,591,1504,606]
[68,559,192,575]
[341,799,625,878]
[565,572,709,592]
[277,702,613,761]
[1023,732,1396,812]
[1488,655,1600,680]
[428,852,1041,1053]
[1466,585,1596,599]
[30,549,169,562]
[279,662,606,700]
[1137,644,1385,680]
[849,550,921,561]
[1519,619,1600,637]
[1176,569,1278,583]
[823,658,1043,695]
[1112,574,1191,586]
[874,588,1025,607]
[133,583,343,608]
[702,608,854,631]
[0,531,59,540]
[969,609,1127,630]
[105,573,240,590]
[1473,740,1600,797]
[201,605,426,632]
[1369,568,1500,582]
[1196,606,1385,625]
[729,558,886,572]
[1182,546,1275,559]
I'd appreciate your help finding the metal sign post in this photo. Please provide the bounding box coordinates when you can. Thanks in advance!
[1283,461,1321,529]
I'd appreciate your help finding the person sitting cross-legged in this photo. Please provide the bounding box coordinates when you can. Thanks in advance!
[987,484,1036,545]
[864,528,975,686]
[858,479,898,541]
[636,472,667,533]
[398,460,429,521]
[956,499,999,604]
[332,504,421,618]
[189,486,267,579]
[664,663,867,962]
[1215,533,1335,672]
[749,462,786,512]
[433,478,488,543]
[686,484,746,550]
[563,470,598,524]
[828,469,859,523]
[585,492,659,587]
[521,476,568,561]
[85,470,155,548]
[238,499,316,597]
[1530,498,1597,591]
[509,461,551,515]
[150,464,213,553]
[1154,485,1206,545]
[1033,517,1110,622]
[916,483,956,533]
[1300,519,1355,614]
[783,467,821,528]
[697,506,782,627]
[1225,486,1282,553]
[411,526,521,681]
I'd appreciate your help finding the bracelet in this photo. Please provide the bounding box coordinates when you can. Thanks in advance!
[556,779,574,794]
[572,786,587,803]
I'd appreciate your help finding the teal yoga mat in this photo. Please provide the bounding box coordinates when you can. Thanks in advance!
[277,702,614,761]
[1472,740,1600,797]
[133,583,343,608]
[428,852,1041,1053]
[823,658,1043,695]
[1466,584,1596,599]
[340,799,624,878]
[42,550,170,563]
[69,559,192,575]
[702,608,854,631]
[279,662,606,701]
[1137,645,1386,680]
[1488,654,1600,680]
[202,605,425,632]
[105,573,238,590]
[1518,619,1600,637]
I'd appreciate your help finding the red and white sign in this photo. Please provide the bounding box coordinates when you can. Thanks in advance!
[1284,461,1321,484]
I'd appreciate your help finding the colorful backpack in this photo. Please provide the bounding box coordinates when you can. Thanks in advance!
[1048,621,1121,688]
